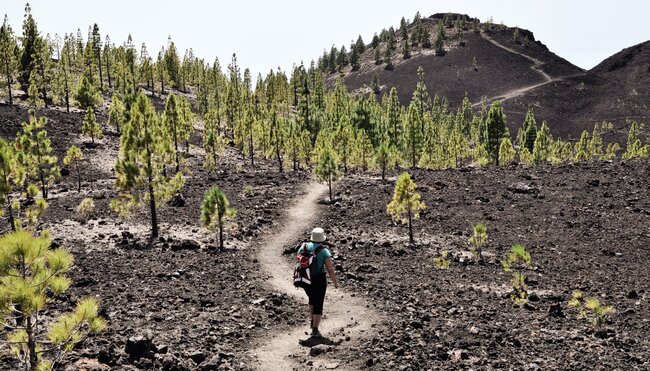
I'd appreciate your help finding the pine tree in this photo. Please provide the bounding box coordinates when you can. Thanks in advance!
[164,36,181,87]
[622,122,649,159]
[201,187,236,251]
[484,101,508,165]
[355,35,366,54]
[203,107,224,172]
[384,87,401,147]
[315,149,341,202]
[0,230,106,371]
[63,145,83,192]
[499,137,516,164]
[353,129,373,172]
[350,44,360,71]
[371,33,380,49]
[334,120,354,175]
[434,22,444,54]
[376,143,391,181]
[402,34,411,59]
[111,93,184,239]
[103,35,112,88]
[54,33,74,112]
[108,94,125,134]
[402,103,423,168]
[513,27,520,42]
[268,107,285,172]
[532,121,552,164]
[374,45,382,65]
[522,107,538,152]
[371,73,381,94]
[383,46,393,70]
[0,15,17,104]
[0,138,25,231]
[336,45,348,70]
[387,172,426,245]
[400,17,409,40]
[74,74,101,110]
[15,111,60,199]
[19,3,39,88]
[163,93,183,172]
[82,107,102,144]
[588,123,603,159]
[91,24,103,90]
[574,130,591,161]
[30,37,54,107]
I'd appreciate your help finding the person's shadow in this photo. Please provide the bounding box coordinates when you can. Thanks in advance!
[298,336,341,347]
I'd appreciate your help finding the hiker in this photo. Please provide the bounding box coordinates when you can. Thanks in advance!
[297,227,339,338]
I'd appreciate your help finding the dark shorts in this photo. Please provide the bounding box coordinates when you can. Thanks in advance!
[303,274,327,315]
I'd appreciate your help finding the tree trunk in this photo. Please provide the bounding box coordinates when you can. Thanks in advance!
[407,209,414,245]
[26,316,37,371]
[276,144,283,173]
[75,161,81,192]
[39,170,47,199]
[98,52,103,90]
[381,162,386,181]
[148,183,158,239]
[328,176,333,203]
[4,61,12,105]
[218,219,224,251]
[41,67,48,108]
[106,52,112,88]
[174,137,179,174]
[249,134,254,167]
[6,197,15,232]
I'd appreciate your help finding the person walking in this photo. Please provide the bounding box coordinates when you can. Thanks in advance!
[298,227,339,338]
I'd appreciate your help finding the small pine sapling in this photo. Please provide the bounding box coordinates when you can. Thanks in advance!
[75,197,95,223]
[387,172,426,245]
[433,250,451,269]
[501,243,532,303]
[468,223,487,263]
[243,184,254,197]
[201,187,236,251]
[0,231,106,370]
[315,149,341,203]
[82,107,102,144]
[63,145,83,192]
[568,290,616,333]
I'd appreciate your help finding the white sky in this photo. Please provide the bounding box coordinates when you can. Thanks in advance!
[3,0,650,77]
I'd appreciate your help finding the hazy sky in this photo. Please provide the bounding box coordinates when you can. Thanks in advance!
[3,1,649,77]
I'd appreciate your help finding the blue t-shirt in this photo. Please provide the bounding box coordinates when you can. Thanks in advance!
[299,242,332,275]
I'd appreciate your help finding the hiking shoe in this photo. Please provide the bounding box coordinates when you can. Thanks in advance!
[311,328,323,338]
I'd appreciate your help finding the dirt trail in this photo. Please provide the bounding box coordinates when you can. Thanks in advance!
[474,32,582,107]
[251,181,380,371]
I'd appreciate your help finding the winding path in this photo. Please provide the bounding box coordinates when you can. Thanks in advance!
[251,181,379,370]
[473,32,582,108]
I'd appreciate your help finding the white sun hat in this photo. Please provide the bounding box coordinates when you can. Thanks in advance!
[310,227,327,243]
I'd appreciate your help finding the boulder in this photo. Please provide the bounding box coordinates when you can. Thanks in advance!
[125,335,156,360]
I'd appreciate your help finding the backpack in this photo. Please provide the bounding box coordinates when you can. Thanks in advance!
[293,243,325,288]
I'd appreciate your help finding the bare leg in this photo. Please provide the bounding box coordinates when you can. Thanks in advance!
[312,314,322,329]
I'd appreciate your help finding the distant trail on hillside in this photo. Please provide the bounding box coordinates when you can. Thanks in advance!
[474,32,583,108]
[251,181,379,370]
